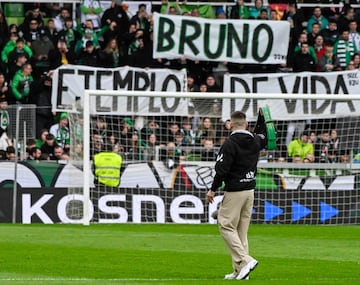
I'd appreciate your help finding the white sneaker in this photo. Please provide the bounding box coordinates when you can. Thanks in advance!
[235,265,250,280]
[224,272,237,280]
[235,259,258,280]
[224,272,249,280]
[249,259,259,271]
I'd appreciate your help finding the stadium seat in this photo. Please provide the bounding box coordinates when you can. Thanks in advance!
[6,17,24,27]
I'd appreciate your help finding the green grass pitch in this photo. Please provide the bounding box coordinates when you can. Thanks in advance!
[0,224,359,285]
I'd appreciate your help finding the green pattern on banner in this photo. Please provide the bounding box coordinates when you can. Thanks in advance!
[26,160,62,187]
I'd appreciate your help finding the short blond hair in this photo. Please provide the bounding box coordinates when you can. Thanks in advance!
[231,111,247,129]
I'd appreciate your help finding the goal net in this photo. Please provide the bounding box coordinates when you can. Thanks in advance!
[67,91,360,225]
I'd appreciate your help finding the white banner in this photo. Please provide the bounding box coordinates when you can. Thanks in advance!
[153,12,290,64]
[51,65,187,115]
[222,70,360,121]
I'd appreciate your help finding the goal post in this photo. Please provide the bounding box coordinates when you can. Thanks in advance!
[68,90,360,225]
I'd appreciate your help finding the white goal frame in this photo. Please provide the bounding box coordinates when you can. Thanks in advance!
[82,90,360,225]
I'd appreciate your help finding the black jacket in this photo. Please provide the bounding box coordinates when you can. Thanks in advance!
[211,130,266,192]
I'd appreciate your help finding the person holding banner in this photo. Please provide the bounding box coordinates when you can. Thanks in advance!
[230,0,250,20]
[206,111,267,280]
[293,42,316,72]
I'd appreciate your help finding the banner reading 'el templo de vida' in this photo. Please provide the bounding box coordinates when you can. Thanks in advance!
[153,12,290,65]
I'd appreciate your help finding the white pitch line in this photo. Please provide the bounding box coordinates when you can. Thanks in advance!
[1,277,359,282]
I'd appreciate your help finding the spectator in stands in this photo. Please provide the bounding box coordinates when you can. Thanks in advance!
[30,73,54,137]
[11,62,34,104]
[48,37,77,70]
[160,141,185,169]
[346,60,356,70]
[22,6,45,29]
[161,121,180,144]
[3,36,32,69]
[53,7,76,32]
[30,29,55,78]
[53,145,69,160]
[20,18,40,45]
[230,0,249,20]
[215,7,227,19]
[140,119,160,142]
[195,117,216,145]
[329,129,340,163]
[307,23,321,46]
[74,20,115,54]
[90,130,103,158]
[162,0,184,15]
[293,32,317,68]
[348,20,360,52]
[258,8,269,20]
[120,117,135,147]
[25,139,36,158]
[199,83,207,93]
[281,3,307,68]
[282,3,304,50]
[190,8,201,18]
[143,133,160,161]
[0,71,9,105]
[314,130,331,163]
[28,147,42,160]
[313,35,326,71]
[307,6,329,34]
[77,40,102,66]
[124,130,144,161]
[0,92,9,138]
[292,42,316,72]
[180,118,195,146]
[337,6,355,34]
[130,3,151,31]
[216,119,232,146]
[352,53,360,69]
[7,53,28,84]
[49,112,70,150]
[41,133,57,160]
[43,19,59,46]
[186,74,199,92]
[101,38,121,68]
[308,130,318,145]
[205,74,221,93]
[174,130,185,149]
[270,9,278,21]
[320,18,339,45]
[249,0,268,19]
[101,0,130,53]
[35,129,49,148]
[7,24,18,37]
[288,131,314,162]
[333,29,357,69]
[318,44,341,72]
[79,0,103,31]
[126,28,153,68]
[57,17,81,52]
[6,145,16,160]
[92,116,112,143]
[201,138,217,162]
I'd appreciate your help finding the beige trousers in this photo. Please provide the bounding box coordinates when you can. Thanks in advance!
[218,190,254,273]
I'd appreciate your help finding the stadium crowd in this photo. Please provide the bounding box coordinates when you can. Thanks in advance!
[0,0,359,164]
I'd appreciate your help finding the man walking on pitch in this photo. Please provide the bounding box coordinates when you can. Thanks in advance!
[206,110,267,280]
